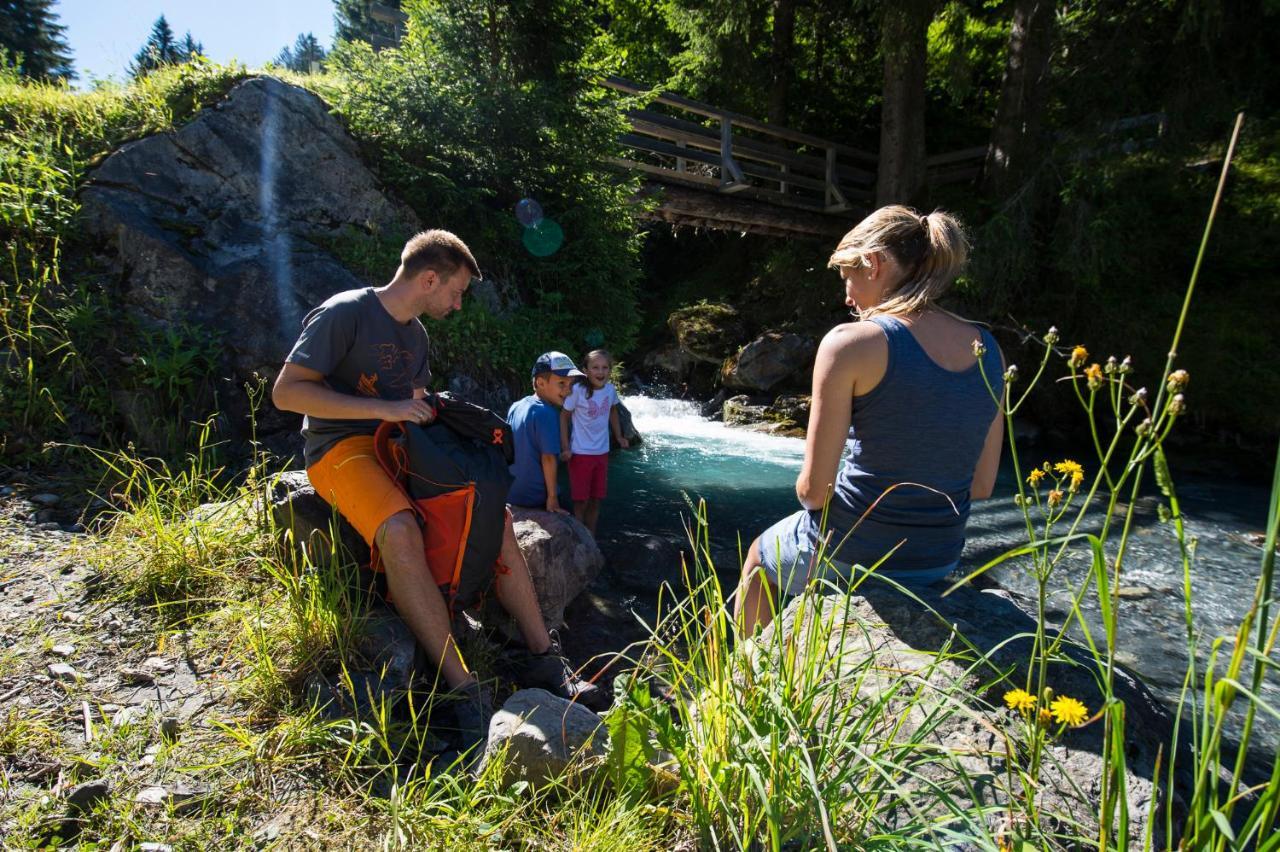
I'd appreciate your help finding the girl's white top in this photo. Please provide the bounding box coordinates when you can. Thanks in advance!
[563,381,619,455]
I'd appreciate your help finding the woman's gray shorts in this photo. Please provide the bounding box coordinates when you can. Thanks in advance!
[756,509,956,595]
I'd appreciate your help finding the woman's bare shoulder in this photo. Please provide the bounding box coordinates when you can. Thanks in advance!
[819,320,887,358]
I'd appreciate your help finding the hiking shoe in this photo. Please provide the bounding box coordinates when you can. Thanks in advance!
[442,680,493,775]
[503,629,610,712]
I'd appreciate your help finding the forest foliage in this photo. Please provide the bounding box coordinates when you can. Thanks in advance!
[0,0,1277,464]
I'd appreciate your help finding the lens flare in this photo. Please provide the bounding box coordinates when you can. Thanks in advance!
[522,218,564,257]
[515,197,544,228]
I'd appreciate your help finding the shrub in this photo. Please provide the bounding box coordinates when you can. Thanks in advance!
[321,0,644,383]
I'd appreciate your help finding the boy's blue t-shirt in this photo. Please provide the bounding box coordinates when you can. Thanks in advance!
[507,394,562,507]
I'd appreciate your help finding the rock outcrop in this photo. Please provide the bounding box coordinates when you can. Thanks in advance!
[666,302,745,365]
[80,76,420,382]
[720,331,816,391]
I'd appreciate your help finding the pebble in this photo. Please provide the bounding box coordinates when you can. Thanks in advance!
[135,786,169,805]
[118,666,155,685]
[139,845,173,852]
[48,662,78,681]
[31,493,60,506]
[160,716,180,740]
[36,522,61,531]
[49,644,75,657]
[0,485,13,496]
[112,706,143,728]
[1116,585,1154,600]
[66,778,112,812]
[21,593,35,603]
[143,656,175,674]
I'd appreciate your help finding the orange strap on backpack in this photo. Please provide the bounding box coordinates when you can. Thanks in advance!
[370,420,476,609]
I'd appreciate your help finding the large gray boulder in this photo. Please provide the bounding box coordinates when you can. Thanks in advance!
[500,508,605,633]
[80,76,420,379]
[720,331,816,392]
[758,587,1184,848]
[483,688,608,785]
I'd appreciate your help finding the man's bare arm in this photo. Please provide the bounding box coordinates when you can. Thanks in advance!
[272,362,434,423]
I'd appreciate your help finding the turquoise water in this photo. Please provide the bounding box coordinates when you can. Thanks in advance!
[596,396,805,548]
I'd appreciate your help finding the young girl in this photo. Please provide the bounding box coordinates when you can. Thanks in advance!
[559,349,629,535]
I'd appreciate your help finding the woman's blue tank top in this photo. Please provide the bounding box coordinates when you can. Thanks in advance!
[820,314,1001,578]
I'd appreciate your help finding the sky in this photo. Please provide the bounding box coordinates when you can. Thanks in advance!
[54,0,338,82]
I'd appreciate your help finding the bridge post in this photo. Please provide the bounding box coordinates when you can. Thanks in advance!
[719,114,748,192]
[824,146,851,213]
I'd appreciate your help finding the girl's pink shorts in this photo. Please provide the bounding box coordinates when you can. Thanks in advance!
[568,452,609,501]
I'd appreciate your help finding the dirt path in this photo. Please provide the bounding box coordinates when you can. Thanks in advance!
[0,490,366,848]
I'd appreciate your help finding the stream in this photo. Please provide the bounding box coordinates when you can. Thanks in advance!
[595,395,1279,759]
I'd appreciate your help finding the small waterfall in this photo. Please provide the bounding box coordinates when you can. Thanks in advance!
[258,86,300,332]
[625,395,805,464]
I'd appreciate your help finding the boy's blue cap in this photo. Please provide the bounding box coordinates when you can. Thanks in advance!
[532,351,584,378]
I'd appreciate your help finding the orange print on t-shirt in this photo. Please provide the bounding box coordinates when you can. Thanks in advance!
[356,372,379,397]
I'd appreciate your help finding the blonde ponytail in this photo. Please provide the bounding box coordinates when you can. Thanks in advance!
[827,205,969,318]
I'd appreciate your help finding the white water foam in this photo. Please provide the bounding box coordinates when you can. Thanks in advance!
[625,395,805,465]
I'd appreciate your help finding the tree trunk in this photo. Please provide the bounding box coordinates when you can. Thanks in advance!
[877,0,934,207]
[983,0,1056,199]
[768,0,797,125]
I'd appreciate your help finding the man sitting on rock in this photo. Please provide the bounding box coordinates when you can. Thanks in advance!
[272,230,609,756]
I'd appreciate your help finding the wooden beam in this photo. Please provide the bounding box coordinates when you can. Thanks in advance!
[603,75,878,166]
[640,182,858,238]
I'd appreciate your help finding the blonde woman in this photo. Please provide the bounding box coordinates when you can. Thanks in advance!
[736,205,1005,635]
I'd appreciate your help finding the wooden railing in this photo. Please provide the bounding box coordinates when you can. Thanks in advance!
[602,76,877,214]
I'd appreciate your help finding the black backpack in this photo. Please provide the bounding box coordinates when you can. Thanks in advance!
[372,393,514,610]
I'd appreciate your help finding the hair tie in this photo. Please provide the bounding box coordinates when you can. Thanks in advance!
[919,214,929,229]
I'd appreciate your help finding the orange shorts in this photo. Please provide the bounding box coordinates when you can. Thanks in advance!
[306,435,413,547]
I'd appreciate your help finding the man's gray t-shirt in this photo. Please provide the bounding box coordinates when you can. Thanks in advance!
[285,287,431,467]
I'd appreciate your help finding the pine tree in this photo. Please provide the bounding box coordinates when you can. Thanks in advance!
[130,15,202,77]
[273,32,327,73]
[180,32,203,61]
[0,0,75,81]
[334,0,402,47]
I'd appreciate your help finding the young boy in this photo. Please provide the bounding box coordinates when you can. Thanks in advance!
[507,352,581,512]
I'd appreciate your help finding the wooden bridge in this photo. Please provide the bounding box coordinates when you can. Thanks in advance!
[362,2,986,238]
[602,76,985,239]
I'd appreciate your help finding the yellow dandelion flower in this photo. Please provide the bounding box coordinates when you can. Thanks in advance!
[1084,362,1104,390]
[1050,695,1089,727]
[1027,469,1045,487]
[1054,460,1083,479]
[1004,689,1036,712]
[1069,345,1089,368]
[1047,489,1064,507]
[1070,470,1085,491]
[1037,708,1054,727]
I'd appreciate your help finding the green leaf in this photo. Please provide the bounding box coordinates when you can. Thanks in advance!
[1210,808,1237,841]
[1154,447,1174,498]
